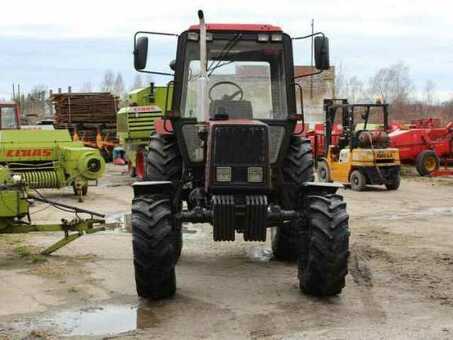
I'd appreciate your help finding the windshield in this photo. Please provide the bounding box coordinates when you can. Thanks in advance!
[181,38,288,120]
[352,107,387,131]
[0,107,19,129]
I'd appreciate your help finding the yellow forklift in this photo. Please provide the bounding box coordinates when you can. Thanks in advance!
[316,99,401,191]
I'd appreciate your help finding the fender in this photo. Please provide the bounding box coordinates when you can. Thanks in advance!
[154,118,174,135]
[302,182,343,195]
[132,181,174,197]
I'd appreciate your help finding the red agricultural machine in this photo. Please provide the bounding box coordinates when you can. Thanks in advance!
[389,118,453,176]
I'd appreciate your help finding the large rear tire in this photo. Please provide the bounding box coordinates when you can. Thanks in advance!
[132,194,182,299]
[415,150,439,176]
[144,134,182,182]
[299,194,350,296]
[272,136,314,262]
[142,133,183,261]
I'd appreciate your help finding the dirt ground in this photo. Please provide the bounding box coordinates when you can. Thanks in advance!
[1,164,453,339]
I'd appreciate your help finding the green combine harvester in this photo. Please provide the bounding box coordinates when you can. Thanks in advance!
[0,166,105,255]
[116,84,171,178]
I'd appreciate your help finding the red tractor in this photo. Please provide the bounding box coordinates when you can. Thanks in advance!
[131,11,350,299]
[0,102,20,130]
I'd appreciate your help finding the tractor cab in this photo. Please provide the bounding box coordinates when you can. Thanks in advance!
[317,98,401,191]
[179,24,292,122]
[0,102,20,130]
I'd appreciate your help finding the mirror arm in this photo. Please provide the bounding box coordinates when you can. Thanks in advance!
[134,31,179,43]
[292,31,325,40]
[294,69,323,80]
[136,70,175,76]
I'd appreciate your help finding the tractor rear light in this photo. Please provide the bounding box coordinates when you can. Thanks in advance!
[247,167,263,183]
[216,167,232,182]
[188,32,199,41]
[271,33,282,41]
[257,33,269,42]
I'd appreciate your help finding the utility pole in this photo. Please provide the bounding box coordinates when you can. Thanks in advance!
[310,18,314,100]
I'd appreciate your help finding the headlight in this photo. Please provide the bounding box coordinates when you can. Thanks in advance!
[216,167,231,182]
[248,167,263,183]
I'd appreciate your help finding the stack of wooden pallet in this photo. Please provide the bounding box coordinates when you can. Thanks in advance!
[52,92,118,125]
[50,92,119,160]
[51,92,119,148]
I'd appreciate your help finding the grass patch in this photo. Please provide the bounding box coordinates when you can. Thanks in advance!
[31,254,47,264]
[15,245,31,257]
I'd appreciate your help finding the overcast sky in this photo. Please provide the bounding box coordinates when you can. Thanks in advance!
[1,0,452,101]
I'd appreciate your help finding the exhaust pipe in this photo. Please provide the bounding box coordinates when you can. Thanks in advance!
[197,10,209,122]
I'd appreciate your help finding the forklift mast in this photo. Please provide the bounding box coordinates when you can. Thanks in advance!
[322,99,390,155]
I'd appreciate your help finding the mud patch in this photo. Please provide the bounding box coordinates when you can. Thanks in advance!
[350,250,373,287]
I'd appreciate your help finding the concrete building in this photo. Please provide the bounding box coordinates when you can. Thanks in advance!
[294,66,336,127]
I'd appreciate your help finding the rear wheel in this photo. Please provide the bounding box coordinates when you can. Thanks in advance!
[299,194,350,296]
[272,136,314,261]
[416,150,439,176]
[350,170,366,191]
[132,194,182,299]
[385,170,400,190]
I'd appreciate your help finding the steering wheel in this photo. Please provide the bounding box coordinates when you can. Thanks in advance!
[208,81,244,101]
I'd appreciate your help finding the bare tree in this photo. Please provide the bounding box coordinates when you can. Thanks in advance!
[367,62,413,104]
[424,80,436,106]
[81,81,93,92]
[113,73,125,97]
[334,64,365,104]
[131,74,144,90]
[100,70,115,92]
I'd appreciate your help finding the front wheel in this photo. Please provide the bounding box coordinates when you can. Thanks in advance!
[131,194,182,299]
[299,194,350,296]
[350,170,366,191]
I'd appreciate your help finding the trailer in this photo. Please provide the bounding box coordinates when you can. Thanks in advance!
[389,118,453,176]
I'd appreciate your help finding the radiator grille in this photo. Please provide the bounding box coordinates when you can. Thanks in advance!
[213,126,267,165]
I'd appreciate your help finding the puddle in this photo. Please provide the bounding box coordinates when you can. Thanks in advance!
[49,305,138,336]
[7,304,141,337]
[6,303,164,337]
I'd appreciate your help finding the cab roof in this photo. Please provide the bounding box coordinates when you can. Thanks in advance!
[188,23,282,32]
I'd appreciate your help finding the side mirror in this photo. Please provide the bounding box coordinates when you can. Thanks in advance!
[169,59,176,71]
[134,37,149,70]
[314,36,330,70]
